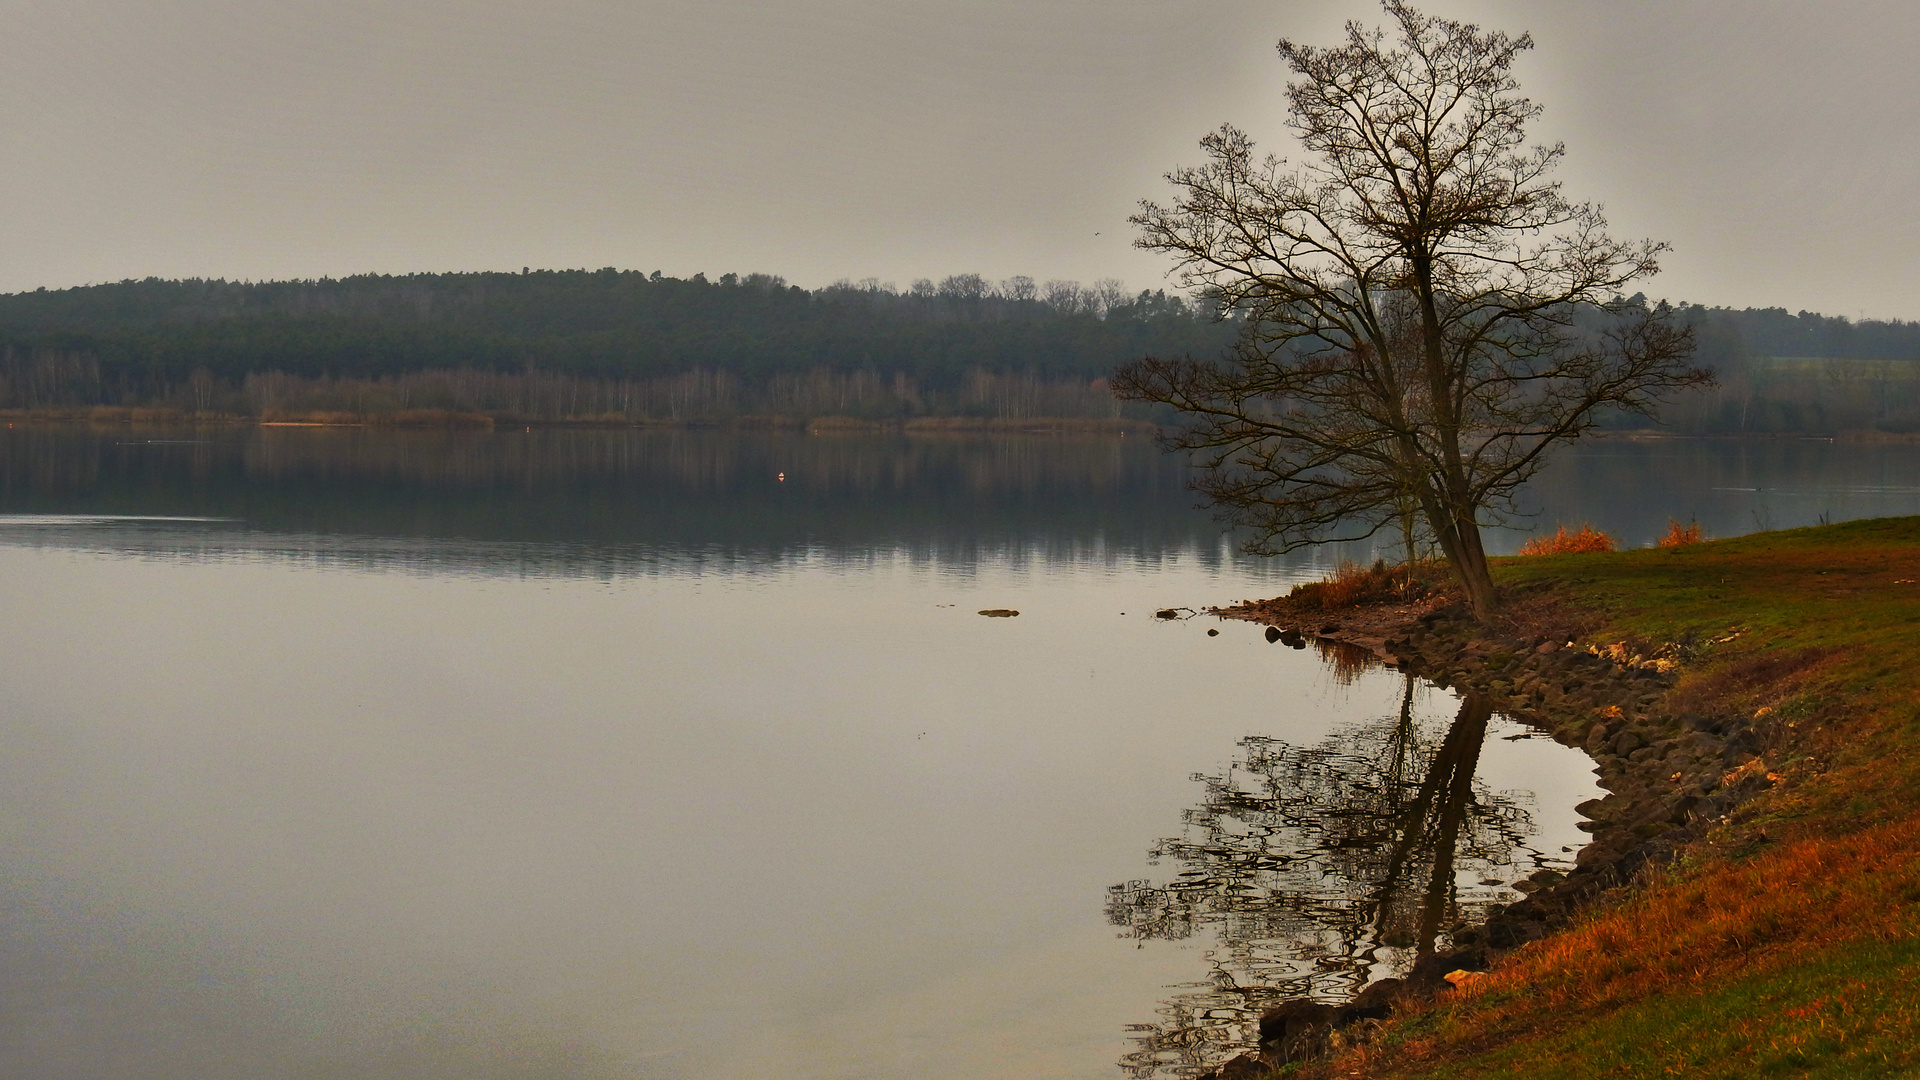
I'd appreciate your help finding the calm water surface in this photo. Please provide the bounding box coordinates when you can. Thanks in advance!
[0,427,1914,1080]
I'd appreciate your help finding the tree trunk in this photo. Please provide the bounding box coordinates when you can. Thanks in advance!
[1450,513,1498,622]
[1408,480,1498,622]
[1410,251,1500,623]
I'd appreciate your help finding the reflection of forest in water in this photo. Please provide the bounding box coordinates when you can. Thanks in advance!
[1108,654,1566,1079]
[8,427,1918,572]
[0,425,1267,573]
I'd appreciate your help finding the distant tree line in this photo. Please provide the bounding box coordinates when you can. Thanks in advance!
[0,270,1233,422]
[0,270,1915,430]
[1658,302,1920,433]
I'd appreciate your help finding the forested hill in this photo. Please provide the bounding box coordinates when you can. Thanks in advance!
[1,270,1917,431]
[1677,302,1920,363]
[0,269,1227,384]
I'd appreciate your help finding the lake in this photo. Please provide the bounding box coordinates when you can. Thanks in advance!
[1,426,1916,1080]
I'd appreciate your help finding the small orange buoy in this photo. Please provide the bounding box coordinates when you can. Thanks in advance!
[777,472,785,481]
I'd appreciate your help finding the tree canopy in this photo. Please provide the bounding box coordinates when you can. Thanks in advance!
[0,269,1230,392]
[1115,1,1706,619]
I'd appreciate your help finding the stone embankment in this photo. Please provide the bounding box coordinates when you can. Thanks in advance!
[1198,598,1777,1077]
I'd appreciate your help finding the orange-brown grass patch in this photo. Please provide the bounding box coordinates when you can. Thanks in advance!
[1348,814,1920,1077]
[1517,523,1615,556]
[1659,517,1704,547]
[1286,559,1426,612]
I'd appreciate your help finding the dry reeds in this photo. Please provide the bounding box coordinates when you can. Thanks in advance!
[1519,524,1616,556]
[1659,518,1705,547]
[1286,559,1422,612]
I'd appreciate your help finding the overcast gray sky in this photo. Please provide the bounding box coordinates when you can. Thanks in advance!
[3,0,1916,318]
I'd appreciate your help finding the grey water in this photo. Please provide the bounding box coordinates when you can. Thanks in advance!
[0,426,1915,1080]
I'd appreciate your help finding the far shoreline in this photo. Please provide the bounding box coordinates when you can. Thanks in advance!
[7,408,1918,443]
[0,407,1161,436]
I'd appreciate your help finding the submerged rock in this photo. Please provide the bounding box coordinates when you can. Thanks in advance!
[977,608,1019,618]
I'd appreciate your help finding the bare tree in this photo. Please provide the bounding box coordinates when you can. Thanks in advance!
[1043,278,1085,314]
[1113,1,1707,620]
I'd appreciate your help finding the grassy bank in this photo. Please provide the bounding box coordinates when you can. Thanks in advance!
[1317,517,1920,1078]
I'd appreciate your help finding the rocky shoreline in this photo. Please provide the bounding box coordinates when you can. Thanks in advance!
[1196,592,1778,1075]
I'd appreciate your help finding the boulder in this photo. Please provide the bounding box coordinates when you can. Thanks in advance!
[1208,1053,1274,1080]
[1341,977,1406,1021]
[1257,1000,1340,1063]
[1406,947,1487,993]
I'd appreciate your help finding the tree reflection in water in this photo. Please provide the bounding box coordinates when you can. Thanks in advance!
[1107,654,1558,1078]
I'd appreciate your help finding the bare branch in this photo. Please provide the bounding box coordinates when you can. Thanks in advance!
[1120,2,1703,620]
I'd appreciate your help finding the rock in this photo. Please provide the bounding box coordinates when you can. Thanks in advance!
[977,609,1019,617]
[1265,625,1283,643]
[1155,608,1179,619]
[1341,978,1406,1021]
[1279,629,1307,648]
[1211,1053,1273,1080]
[1207,628,1220,636]
[1257,1000,1340,1062]
[1612,729,1647,756]
[1584,724,1613,754]
[1407,947,1486,992]
[1534,640,1561,654]
[1258,999,1338,1039]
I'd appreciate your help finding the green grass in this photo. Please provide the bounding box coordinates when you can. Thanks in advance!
[1429,936,1920,1079]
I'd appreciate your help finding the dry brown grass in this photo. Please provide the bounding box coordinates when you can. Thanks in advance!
[1659,518,1705,547]
[1518,524,1616,556]
[1286,559,1428,612]
[1360,815,1920,1077]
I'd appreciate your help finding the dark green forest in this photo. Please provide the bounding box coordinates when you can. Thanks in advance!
[0,269,1915,431]
[0,270,1228,423]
